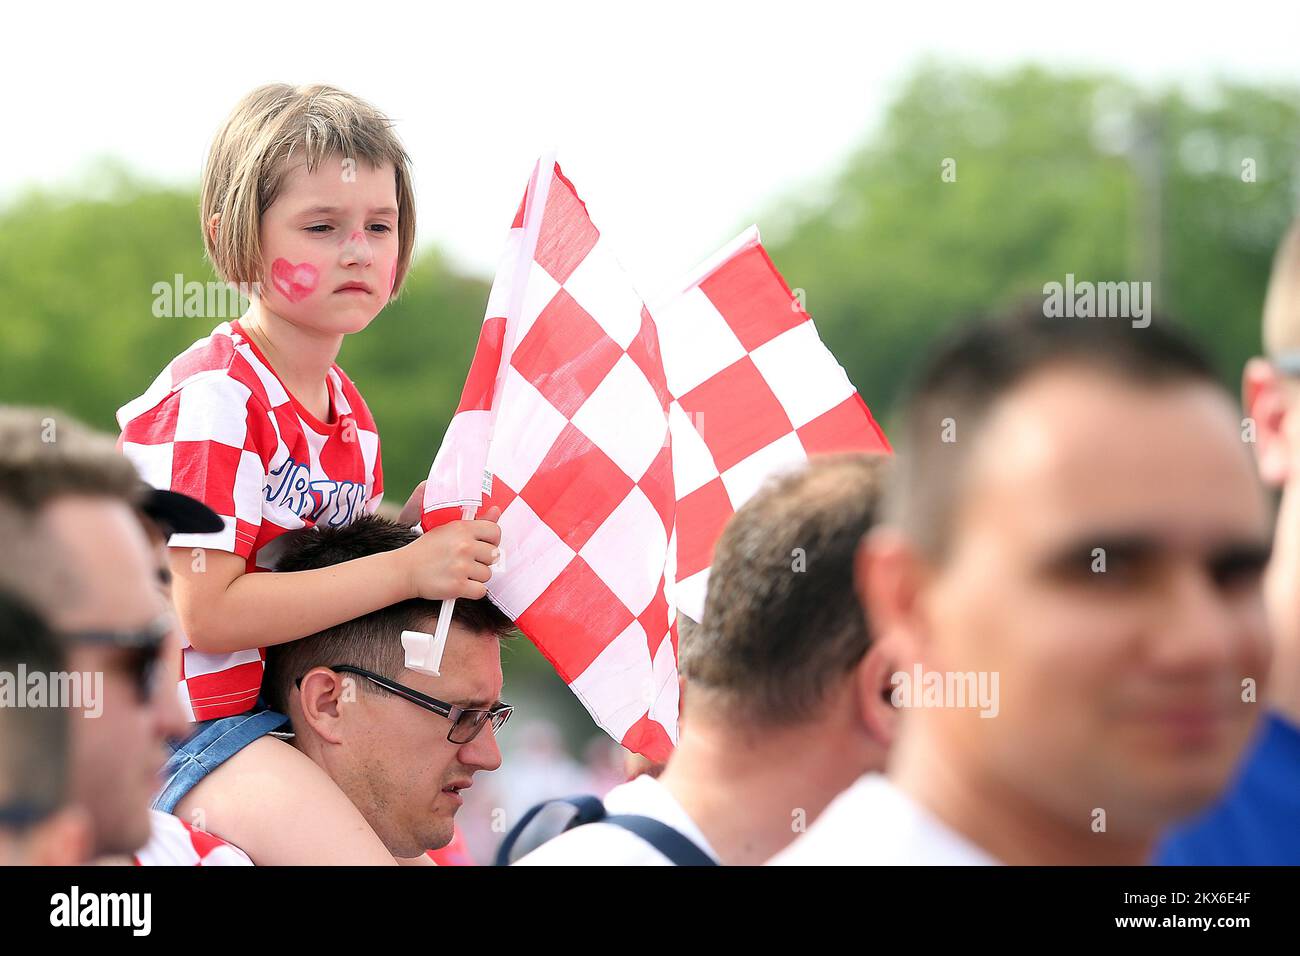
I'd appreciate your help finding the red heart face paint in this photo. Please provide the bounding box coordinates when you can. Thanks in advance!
[271,259,320,303]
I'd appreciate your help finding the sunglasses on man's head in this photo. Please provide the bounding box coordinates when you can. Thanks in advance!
[296,665,513,745]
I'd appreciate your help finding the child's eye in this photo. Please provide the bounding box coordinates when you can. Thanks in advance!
[368,223,392,234]
[306,224,333,233]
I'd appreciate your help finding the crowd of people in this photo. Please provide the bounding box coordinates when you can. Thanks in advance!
[1,82,1297,866]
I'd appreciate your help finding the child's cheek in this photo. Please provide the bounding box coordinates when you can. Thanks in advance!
[270,258,320,304]
[388,260,397,297]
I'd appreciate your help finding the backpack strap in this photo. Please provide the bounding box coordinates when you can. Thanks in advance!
[494,795,606,866]
[602,813,717,866]
[495,794,717,866]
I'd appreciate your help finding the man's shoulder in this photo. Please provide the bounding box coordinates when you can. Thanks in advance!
[514,775,715,866]
[770,774,998,866]
[768,774,889,865]
[513,819,678,866]
[600,774,667,814]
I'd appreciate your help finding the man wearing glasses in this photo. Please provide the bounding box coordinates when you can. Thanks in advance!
[166,513,515,863]
[1158,221,1300,865]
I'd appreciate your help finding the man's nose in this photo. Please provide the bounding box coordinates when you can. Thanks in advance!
[1150,565,1246,675]
[459,722,503,772]
[151,671,188,742]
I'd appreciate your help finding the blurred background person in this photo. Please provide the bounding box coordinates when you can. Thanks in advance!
[0,407,188,859]
[513,453,896,865]
[1160,218,1300,864]
[0,592,92,866]
[774,309,1272,865]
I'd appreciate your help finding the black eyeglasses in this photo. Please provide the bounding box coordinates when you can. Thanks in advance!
[62,616,170,703]
[298,665,513,745]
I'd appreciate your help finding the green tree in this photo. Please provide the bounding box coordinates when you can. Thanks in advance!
[763,63,1300,423]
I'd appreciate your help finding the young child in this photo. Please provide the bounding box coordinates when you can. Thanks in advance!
[117,84,501,864]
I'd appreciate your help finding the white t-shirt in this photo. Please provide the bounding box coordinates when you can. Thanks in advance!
[768,774,1000,866]
[513,774,720,866]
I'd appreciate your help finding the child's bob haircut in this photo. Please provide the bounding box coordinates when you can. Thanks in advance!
[201,83,416,296]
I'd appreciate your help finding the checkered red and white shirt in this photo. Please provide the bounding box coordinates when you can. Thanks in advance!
[134,810,254,866]
[117,320,384,721]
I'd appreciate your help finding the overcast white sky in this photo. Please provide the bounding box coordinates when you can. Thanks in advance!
[4,1,1299,293]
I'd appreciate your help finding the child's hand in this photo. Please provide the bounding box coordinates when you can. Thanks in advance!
[403,506,503,601]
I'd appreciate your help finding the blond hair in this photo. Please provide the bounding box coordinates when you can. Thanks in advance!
[200,84,416,294]
[1263,218,1300,355]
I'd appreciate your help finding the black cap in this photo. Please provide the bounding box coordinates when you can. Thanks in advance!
[140,488,225,537]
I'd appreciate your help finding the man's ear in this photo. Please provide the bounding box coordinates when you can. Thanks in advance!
[1244,357,1292,487]
[856,526,931,657]
[296,667,350,745]
[851,527,934,765]
[854,639,900,758]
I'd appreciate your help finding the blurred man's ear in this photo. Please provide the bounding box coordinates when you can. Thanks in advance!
[1243,358,1292,488]
[297,667,349,745]
[28,807,93,866]
[856,527,931,661]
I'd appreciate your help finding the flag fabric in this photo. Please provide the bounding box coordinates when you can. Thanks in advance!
[422,158,681,762]
[423,162,889,762]
[652,227,891,620]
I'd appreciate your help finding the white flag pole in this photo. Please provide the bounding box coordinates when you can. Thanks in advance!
[417,501,477,673]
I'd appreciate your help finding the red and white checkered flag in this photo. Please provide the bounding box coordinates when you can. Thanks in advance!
[422,157,680,761]
[653,227,891,620]
[424,163,889,761]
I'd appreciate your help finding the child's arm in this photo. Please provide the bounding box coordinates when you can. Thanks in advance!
[170,510,501,654]
[174,735,397,865]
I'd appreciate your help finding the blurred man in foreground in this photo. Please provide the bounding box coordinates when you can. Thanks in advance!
[0,407,188,858]
[773,309,1271,865]
[0,592,92,865]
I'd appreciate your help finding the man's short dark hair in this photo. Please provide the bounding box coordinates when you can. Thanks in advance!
[685,453,888,725]
[262,514,516,715]
[0,591,69,829]
[888,305,1222,560]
